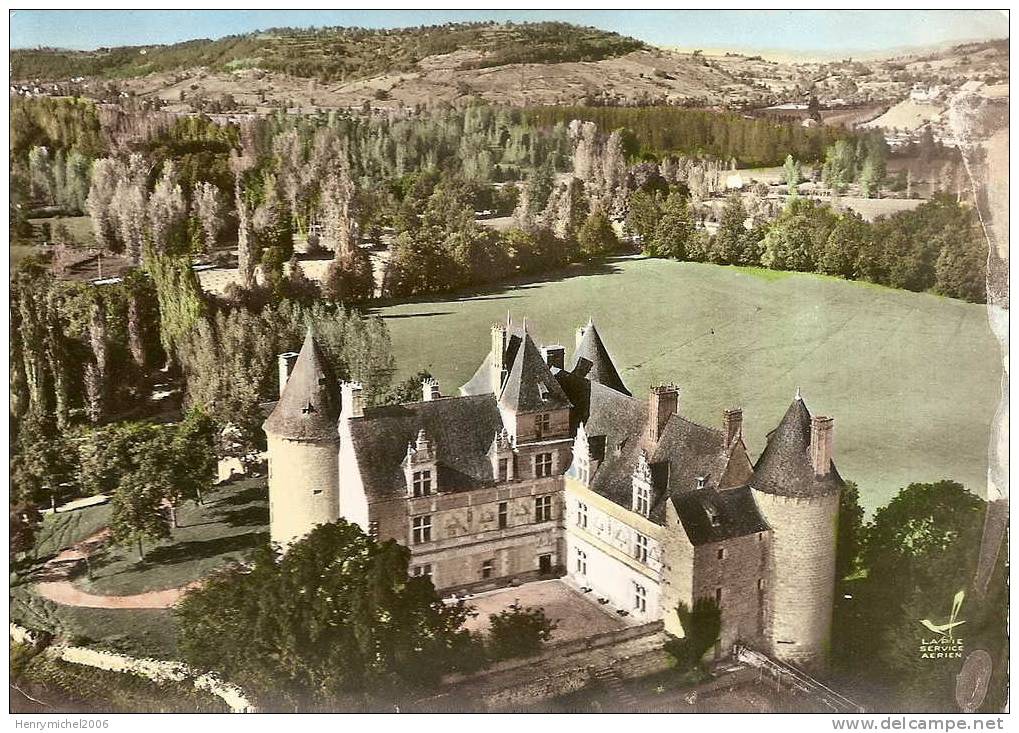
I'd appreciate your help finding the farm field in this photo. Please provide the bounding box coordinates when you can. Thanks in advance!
[374,257,1001,512]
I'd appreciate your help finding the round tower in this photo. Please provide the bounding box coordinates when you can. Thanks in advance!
[263,328,341,551]
[751,394,841,672]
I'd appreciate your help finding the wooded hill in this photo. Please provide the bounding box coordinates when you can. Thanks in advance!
[11,22,646,82]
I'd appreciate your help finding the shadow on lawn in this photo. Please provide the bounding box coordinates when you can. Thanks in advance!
[368,257,629,315]
[215,505,269,529]
[210,483,268,508]
[94,531,270,576]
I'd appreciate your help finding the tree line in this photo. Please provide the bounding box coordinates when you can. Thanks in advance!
[628,192,987,303]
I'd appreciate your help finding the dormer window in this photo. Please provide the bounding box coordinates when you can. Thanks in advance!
[704,503,721,527]
[696,476,706,490]
[634,484,651,516]
[412,469,432,497]
[631,450,653,517]
[535,412,551,436]
[404,428,437,498]
[537,383,550,401]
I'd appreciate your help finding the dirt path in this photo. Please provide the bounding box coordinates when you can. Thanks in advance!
[32,528,199,610]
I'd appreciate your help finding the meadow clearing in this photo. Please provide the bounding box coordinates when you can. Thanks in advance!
[375,256,1002,512]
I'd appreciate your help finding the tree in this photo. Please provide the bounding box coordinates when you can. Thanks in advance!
[146,251,206,365]
[648,192,693,259]
[172,408,218,506]
[192,181,224,252]
[836,481,864,581]
[576,207,619,258]
[820,212,871,280]
[714,194,752,265]
[665,598,721,669]
[11,413,78,507]
[821,139,856,193]
[377,370,436,406]
[624,188,660,245]
[486,605,557,660]
[782,154,802,195]
[10,503,43,562]
[174,521,479,710]
[110,471,171,560]
[147,161,189,254]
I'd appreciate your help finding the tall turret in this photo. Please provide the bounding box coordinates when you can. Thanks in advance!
[263,328,341,551]
[750,391,842,672]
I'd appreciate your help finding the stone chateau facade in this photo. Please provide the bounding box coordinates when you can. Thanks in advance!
[263,317,843,671]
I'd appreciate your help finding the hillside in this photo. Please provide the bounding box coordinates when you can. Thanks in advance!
[11,25,1007,114]
[11,22,645,81]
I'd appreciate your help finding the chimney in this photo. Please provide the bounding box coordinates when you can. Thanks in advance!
[723,408,743,449]
[647,385,680,442]
[810,416,834,477]
[277,352,299,398]
[422,377,440,402]
[341,381,364,420]
[541,344,565,371]
[490,324,507,394]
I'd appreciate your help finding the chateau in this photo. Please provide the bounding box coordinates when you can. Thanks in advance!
[264,318,843,671]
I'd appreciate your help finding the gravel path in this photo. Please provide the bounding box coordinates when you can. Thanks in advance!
[32,528,198,610]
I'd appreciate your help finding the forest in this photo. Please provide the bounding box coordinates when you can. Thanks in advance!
[9,96,990,518]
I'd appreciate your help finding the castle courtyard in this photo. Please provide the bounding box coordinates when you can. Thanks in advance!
[457,578,636,644]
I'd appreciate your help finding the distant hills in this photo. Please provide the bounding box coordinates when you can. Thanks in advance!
[10,22,646,81]
[10,22,1007,112]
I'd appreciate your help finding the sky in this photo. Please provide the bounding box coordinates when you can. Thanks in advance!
[8,9,1008,56]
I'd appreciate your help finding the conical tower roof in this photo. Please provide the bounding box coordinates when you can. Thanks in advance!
[499,332,572,413]
[570,319,630,395]
[752,395,841,497]
[263,328,340,441]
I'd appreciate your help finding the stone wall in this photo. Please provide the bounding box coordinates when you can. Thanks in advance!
[371,476,565,591]
[692,530,769,655]
[267,435,340,549]
[752,489,839,672]
[660,502,695,637]
[10,624,256,713]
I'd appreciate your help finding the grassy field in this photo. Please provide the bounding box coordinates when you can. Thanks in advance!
[81,476,268,596]
[373,257,1002,512]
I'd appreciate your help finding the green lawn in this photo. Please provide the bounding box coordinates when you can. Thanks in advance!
[373,257,1002,512]
[31,503,114,561]
[80,476,269,595]
[28,215,95,247]
[12,477,269,659]
[10,585,179,659]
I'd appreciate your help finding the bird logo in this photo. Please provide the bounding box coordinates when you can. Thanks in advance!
[920,589,966,639]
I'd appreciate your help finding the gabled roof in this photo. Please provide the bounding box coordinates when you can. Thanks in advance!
[263,329,340,441]
[672,486,770,545]
[347,394,504,501]
[569,320,630,396]
[576,382,751,525]
[499,332,572,414]
[752,397,843,498]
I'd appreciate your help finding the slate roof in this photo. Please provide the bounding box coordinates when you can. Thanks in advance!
[752,397,843,498]
[460,321,527,397]
[499,332,572,414]
[577,381,752,526]
[672,486,770,545]
[569,320,630,396]
[347,394,504,501]
[263,329,340,441]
